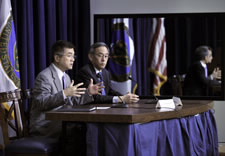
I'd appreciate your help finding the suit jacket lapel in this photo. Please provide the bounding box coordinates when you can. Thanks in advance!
[89,63,100,83]
[49,64,62,92]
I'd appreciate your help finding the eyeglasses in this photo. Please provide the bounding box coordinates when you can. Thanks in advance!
[94,53,110,59]
[57,54,76,59]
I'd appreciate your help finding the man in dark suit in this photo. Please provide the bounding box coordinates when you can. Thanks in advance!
[183,45,221,96]
[75,42,139,104]
[30,40,102,138]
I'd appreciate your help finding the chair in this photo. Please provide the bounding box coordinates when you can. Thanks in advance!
[0,89,59,156]
[169,74,185,96]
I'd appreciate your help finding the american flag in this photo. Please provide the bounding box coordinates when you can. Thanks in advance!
[148,18,167,95]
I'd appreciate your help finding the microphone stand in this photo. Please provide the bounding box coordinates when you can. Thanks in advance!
[145,96,158,104]
[111,93,129,108]
[128,76,158,104]
[97,73,128,108]
[111,96,128,108]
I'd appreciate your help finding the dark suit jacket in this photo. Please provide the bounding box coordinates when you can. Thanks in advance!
[75,63,122,103]
[183,61,220,96]
[30,63,93,138]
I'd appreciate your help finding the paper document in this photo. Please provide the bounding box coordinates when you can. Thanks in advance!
[96,107,111,110]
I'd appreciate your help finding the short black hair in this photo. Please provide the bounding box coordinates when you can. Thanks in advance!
[89,42,109,54]
[51,40,75,62]
[195,45,212,61]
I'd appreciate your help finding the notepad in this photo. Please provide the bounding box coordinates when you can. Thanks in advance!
[57,105,96,112]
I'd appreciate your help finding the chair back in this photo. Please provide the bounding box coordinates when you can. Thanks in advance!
[169,75,185,96]
[0,89,23,148]
[0,89,59,156]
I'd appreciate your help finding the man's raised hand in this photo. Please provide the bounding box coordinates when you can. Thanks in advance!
[88,78,105,95]
[64,80,86,97]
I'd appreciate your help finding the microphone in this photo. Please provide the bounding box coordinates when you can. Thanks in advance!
[128,76,138,94]
[111,94,128,108]
[97,72,128,108]
[111,101,128,108]
[111,79,128,108]
[128,76,158,104]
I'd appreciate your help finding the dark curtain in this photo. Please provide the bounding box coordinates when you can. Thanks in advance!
[95,15,224,96]
[165,15,223,76]
[11,0,90,91]
[132,18,153,95]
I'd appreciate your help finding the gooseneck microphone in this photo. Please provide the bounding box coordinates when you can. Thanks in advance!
[97,72,128,108]
[111,92,128,108]
[128,76,158,104]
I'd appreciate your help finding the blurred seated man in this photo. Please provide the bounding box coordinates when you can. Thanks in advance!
[183,45,221,96]
[75,42,139,104]
[30,40,102,155]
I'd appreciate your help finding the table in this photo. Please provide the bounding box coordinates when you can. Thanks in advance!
[46,100,218,156]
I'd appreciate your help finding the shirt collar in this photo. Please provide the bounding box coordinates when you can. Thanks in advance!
[94,67,102,74]
[52,63,65,80]
[200,61,207,68]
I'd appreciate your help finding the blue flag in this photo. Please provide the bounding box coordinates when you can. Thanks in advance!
[0,0,20,94]
[0,0,20,142]
[109,18,137,94]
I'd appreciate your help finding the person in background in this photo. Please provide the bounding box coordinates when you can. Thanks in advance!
[75,42,139,104]
[183,45,221,96]
[30,40,102,155]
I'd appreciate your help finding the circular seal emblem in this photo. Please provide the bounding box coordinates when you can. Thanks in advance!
[0,15,20,88]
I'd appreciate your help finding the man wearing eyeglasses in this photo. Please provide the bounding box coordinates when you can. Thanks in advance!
[30,40,102,147]
[75,42,139,104]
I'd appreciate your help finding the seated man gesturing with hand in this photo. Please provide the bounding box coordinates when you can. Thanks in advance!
[75,42,139,104]
[30,40,103,139]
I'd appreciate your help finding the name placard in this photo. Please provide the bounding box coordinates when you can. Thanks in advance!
[172,96,183,106]
[155,99,175,109]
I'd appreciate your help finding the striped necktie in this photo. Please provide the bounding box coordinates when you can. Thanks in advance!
[97,72,106,95]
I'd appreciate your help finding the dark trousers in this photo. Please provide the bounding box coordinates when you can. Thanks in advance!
[60,122,86,156]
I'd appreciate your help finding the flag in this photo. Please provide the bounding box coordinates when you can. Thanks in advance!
[148,18,167,95]
[109,18,137,94]
[0,0,20,96]
[0,0,20,142]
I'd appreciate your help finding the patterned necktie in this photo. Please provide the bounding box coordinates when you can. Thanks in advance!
[97,72,106,95]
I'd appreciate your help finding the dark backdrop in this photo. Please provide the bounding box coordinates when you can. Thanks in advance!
[94,14,225,96]
[11,0,90,91]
